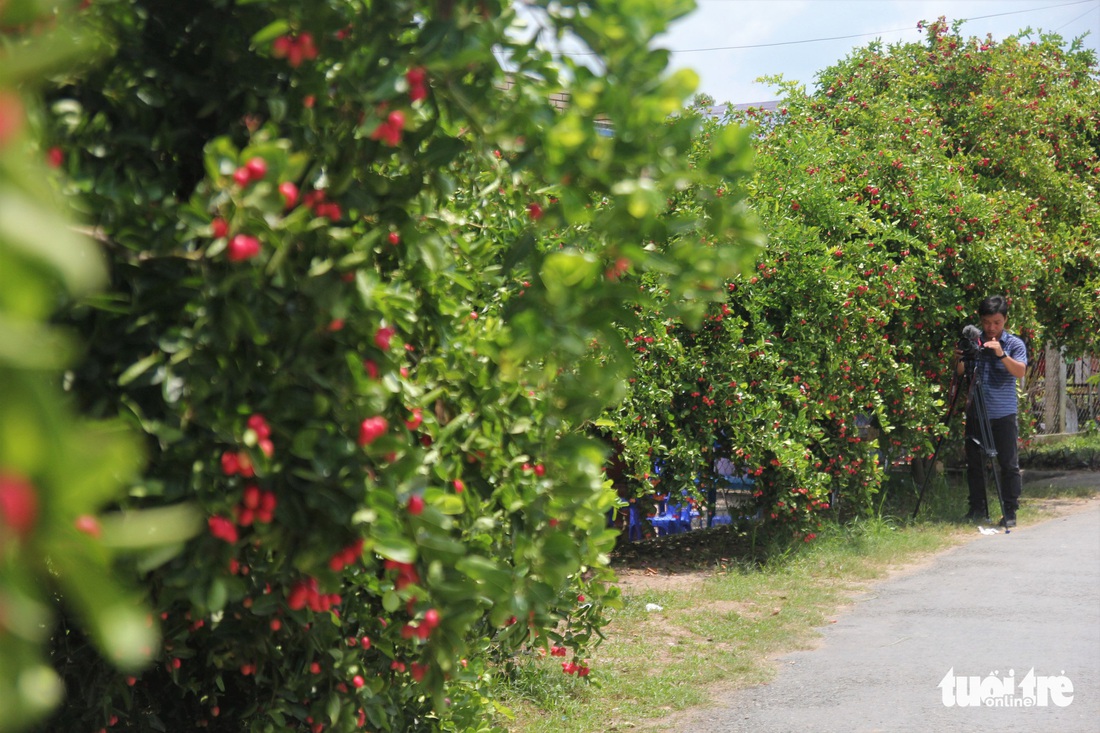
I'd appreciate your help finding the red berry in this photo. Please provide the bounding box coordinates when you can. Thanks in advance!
[247,414,271,438]
[407,67,428,102]
[211,218,229,238]
[352,675,365,688]
[287,43,304,68]
[287,582,310,611]
[232,167,252,186]
[279,181,299,209]
[358,416,388,447]
[245,157,267,180]
[74,514,101,538]
[374,326,396,350]
[407,495,425,515]
[452,479,465,493]
[388,231,401,245]
[227,234,261,262]
[46,146,63,168]
[242,484,262,510]
[220,451,240,476]
[0,473,38,540]
[297,32,317,60]
[423,608,440,628]
[272,36,292,58]
[207,516,238,544]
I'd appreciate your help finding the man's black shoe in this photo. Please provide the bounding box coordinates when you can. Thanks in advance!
[965,510,990,523]
[999,516,1017,528]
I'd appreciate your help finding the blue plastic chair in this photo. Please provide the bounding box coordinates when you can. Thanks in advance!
[627,503,644,541]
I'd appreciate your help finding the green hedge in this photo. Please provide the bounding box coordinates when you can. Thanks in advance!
[3,1,761,731]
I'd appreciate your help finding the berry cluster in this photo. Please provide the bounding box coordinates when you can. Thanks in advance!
[271,32,318,67]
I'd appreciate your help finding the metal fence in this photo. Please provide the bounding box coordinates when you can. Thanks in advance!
[1023,347,1100,436]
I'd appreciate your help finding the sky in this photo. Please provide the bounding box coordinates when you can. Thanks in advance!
[657,0,1100,104]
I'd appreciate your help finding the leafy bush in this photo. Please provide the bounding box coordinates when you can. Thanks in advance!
[1020,433,1100,470]
[5,1,761,731]
[605,18,1099,537]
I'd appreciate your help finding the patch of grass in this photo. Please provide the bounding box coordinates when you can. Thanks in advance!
[493,478,1098,733]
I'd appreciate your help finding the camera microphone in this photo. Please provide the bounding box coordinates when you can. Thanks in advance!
[962,324,982,343]
[957,324,986,360]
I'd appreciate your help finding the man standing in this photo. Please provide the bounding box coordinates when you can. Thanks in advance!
[959,295,1028,526]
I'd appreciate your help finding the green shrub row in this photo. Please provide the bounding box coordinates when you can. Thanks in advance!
[606,19,1099,537]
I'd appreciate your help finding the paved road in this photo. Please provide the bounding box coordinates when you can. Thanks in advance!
[675,499,1100,733]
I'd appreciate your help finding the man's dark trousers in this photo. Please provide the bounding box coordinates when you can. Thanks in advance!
[965,411,1022,516]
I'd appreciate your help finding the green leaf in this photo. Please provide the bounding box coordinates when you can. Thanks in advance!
[251,20,292,48]
[371,534,417,564]
[541,250,598,304]
[0,185,106,295]
[99,505,203,549]
[206,579,228,614]
[118,353,163,386]
[455,556,513,599]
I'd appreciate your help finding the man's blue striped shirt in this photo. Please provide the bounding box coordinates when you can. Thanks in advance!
[974,330,1027,419]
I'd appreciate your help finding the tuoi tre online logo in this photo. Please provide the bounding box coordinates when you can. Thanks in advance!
[939,667,1074,708]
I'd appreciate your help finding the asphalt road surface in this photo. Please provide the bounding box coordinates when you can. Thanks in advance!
[674,498,1100,733]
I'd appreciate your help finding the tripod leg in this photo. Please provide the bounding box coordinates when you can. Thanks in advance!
[972,382,1010,534]
[987,454,1008,529]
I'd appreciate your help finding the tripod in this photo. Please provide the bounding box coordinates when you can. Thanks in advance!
[912,354,1009,532]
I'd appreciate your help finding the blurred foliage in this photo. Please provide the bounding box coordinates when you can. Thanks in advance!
[2,2,192,731]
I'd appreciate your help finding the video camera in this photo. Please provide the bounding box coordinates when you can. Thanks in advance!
[957,324,995,360]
